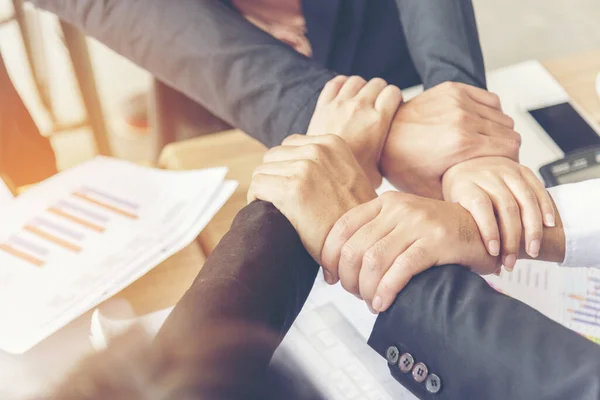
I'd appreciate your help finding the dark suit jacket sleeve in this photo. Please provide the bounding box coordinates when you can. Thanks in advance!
[30,0,335,147]
[156,201,319,352]
[369,264,600,399]
[394,0,487,89]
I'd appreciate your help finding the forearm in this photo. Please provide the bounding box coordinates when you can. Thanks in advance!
[394,0,486,89]
[157,201,319,348]
[30,0,335,147]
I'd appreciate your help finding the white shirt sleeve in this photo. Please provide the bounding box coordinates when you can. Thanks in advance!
[548,179,600,269]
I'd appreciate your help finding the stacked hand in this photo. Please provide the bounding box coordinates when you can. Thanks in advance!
[380,82,522,199]
[442,157,556,270]
[249,75,553,314]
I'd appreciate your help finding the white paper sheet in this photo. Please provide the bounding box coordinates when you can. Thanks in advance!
[0,157,235,354]
[0,178,14,207]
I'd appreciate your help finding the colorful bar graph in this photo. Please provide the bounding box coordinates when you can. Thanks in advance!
[72,192,138,220]
[48,207,105,232]
[56,201,109,223]
[0,243,44,267]
[24,225,82,253]
[81,186,140,209]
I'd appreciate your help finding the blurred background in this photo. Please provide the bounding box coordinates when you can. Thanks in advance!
[1,0,599,171]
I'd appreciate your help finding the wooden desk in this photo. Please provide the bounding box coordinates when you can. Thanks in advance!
[111,243,206,314]
[159,50,600,255]
[159,131,266,254]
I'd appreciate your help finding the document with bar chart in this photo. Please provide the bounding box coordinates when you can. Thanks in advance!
[485,260,600,345]
[0,157,236,354]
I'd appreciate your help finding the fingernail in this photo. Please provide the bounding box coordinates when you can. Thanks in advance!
[372,296,383,312]
[545,213,556,227]
[503,254,517,271]
[528,240,541,258]
[488,240,500,256]
[323,271,333,284]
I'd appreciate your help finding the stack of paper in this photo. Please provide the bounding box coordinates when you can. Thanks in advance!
[0,157,236,354]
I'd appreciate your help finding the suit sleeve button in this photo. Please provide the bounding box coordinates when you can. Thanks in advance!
[425,374,442,394]
[412,362,428,383]
[386,346,400,364]
[398,353,415,373]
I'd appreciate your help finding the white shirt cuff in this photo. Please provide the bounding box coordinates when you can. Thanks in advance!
[548,180,600,269]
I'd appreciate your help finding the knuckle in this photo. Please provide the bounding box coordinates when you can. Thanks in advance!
[490,93,502,108]
[306,143,324,159]
[443,81,459,91]
[449,130,472,150]
[453,110,471,125]
[370,77,387,86]
[362,250,382,272]
[432,224,450,240]
[505,115,516,129]
[332,216,352,239]
[340,243,359,267]
[504,202,520,216]
[363,243,386,272]
[297,159,315,177]
[471,194,490,207]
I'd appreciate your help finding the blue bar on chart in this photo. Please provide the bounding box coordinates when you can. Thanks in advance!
[56,201,109,224]
[9,236,49,257]
[33,217,86,241]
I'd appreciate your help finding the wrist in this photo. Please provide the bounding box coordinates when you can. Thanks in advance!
[346,132,388,188]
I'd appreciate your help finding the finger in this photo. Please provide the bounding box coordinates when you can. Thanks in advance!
[454,183,501,256]
[356,78,388,104]
[317,75,349,107]
[337,75,368,100]
[338,214,397,297]
[478,179,522,271]
[520,167,556,227]
[373,240,436,313]
[321,198,382,283]
[503,174,544,259]
[374,84,403,122]
[358,227,413,305]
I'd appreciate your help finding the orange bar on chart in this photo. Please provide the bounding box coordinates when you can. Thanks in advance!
[72,192,138,219]
[0,244,44,267]
[24,225,82,253]
[48,207,105,232]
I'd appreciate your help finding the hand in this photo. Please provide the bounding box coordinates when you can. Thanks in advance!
[307,76,403,187]
[248,134,377,269]
[321,192,499,313]
[380,82,522,199]
[442,157,556,271]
